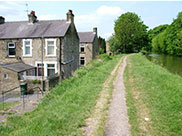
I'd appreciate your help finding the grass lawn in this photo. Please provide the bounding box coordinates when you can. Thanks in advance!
[0,54,123,136]
[0,102,19,111]
[124,54,182,136]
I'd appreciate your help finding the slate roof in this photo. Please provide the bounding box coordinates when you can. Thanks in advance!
[78,32,96,43]
[0,62,35,72]
[0,20,71,39]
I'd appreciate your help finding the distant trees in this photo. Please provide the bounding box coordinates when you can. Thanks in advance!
[98,36,106,54]
[109,12,149,54]
[150,12,182,56]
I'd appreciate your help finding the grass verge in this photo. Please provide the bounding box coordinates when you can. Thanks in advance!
[124,54,182,135]
[0,54,122,136]
[0,102,19,111]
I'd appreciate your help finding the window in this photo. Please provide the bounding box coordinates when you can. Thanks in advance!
[80,57,85,65]
[37,63,44,76]
[47,64,55,76]
[4,73,8,79]
[80,45,85,52]
[46,39,56,56]
[8,43,15,57]
[23,39,32,56]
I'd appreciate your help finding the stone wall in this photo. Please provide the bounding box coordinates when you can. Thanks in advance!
[61,23,79,79]
[0,39,22,63]
[0,67,20,93]
[79,35,99,65]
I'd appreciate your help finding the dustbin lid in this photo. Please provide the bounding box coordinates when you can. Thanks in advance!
[20,82,27,85]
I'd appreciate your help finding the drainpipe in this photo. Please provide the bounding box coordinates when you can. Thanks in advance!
[59,38,62,81]
[41,36,44,91]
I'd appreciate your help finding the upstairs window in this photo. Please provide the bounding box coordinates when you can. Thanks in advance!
[46,39,56,56]
[8,43,15,57]
[80,57,85,65]
[80,45,85,52]
[23,39,32,56]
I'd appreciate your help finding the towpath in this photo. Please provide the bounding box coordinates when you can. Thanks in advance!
[104,56,130,136]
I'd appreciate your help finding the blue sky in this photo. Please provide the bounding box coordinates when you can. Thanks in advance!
[0,1,182,39]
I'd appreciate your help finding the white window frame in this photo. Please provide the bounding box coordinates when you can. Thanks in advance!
[4,73,8,79]
[8,42,15,57]
[23,39,32,57]
[80,57,85,66]
[35,61,57,77]
[80,45,85,53]
[45,39,57,57]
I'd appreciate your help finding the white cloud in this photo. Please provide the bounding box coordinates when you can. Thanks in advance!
[75,5,124,39]
[103,32,113,40]
[0,1,27,21]
[97,5,124,16]
[38,14,58,20]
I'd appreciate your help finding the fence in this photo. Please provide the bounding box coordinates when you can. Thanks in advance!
[0,86,43,111]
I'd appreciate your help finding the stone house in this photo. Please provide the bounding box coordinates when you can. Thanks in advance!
[78,28,99,65]
[0,10,79,92]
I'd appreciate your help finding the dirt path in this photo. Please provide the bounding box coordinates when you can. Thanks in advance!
[104,56,130,136]
[82,56,124,136]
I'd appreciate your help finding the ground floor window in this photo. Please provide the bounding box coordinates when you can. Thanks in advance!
[37,63,44,76]
[80,57,85,65]
[47,64,55,77]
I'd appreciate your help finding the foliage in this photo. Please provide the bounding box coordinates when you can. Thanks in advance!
[108,35,121,54]
[148,24,168,41]
[98,36,106,54]
[113,12,149,53]
[32,80,41,84]
[0,54,123,136]
[125,54,182,135]
[151,12,182,56]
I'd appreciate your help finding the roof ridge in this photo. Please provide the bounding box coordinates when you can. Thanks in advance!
[4,19,67,23]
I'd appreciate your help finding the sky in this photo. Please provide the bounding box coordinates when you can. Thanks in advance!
[0,1,182,39]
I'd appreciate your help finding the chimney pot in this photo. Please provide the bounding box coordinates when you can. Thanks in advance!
[67,9,74,23]
[31,11,35,15]
[93,27,97,35]
[0,16,5,24]
[28,11,37,24]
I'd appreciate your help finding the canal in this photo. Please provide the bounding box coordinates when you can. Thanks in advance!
[146,54,182,77]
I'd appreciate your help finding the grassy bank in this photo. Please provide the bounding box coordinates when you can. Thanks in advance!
[124,54,182,135]
[0,54,122,136]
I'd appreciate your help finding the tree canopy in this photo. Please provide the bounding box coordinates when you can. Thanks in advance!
[110,12,149,53]
[151,12,182,56]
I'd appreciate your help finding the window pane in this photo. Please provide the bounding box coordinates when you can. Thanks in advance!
[25,41,30,45]
[25,46,30,54]
[47,64,55,67]
[48,46,54,55]
[8,43,15,47]
[9,48,15,56]
[47,69,55,76]
[81,47,84,52]
[47,41,54,45]
[80,60,85,65]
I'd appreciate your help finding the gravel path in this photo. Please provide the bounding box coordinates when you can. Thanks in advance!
[104,56,130,136]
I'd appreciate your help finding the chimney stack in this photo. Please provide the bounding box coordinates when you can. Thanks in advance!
[66,9,74,23]
[93,27,97,35]
[0,16,5,24]
[28,11,37,24]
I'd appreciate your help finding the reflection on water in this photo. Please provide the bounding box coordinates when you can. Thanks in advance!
[146,54,182,77]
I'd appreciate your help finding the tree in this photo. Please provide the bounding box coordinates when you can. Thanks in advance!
[108,35,121,54]
[114,12,149,53]
[165,12,182,56]
[98,36,106,54]
[148,24,168,41]
[150,12,182,56]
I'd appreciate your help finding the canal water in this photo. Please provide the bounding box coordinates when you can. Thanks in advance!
[146,54,182,77]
